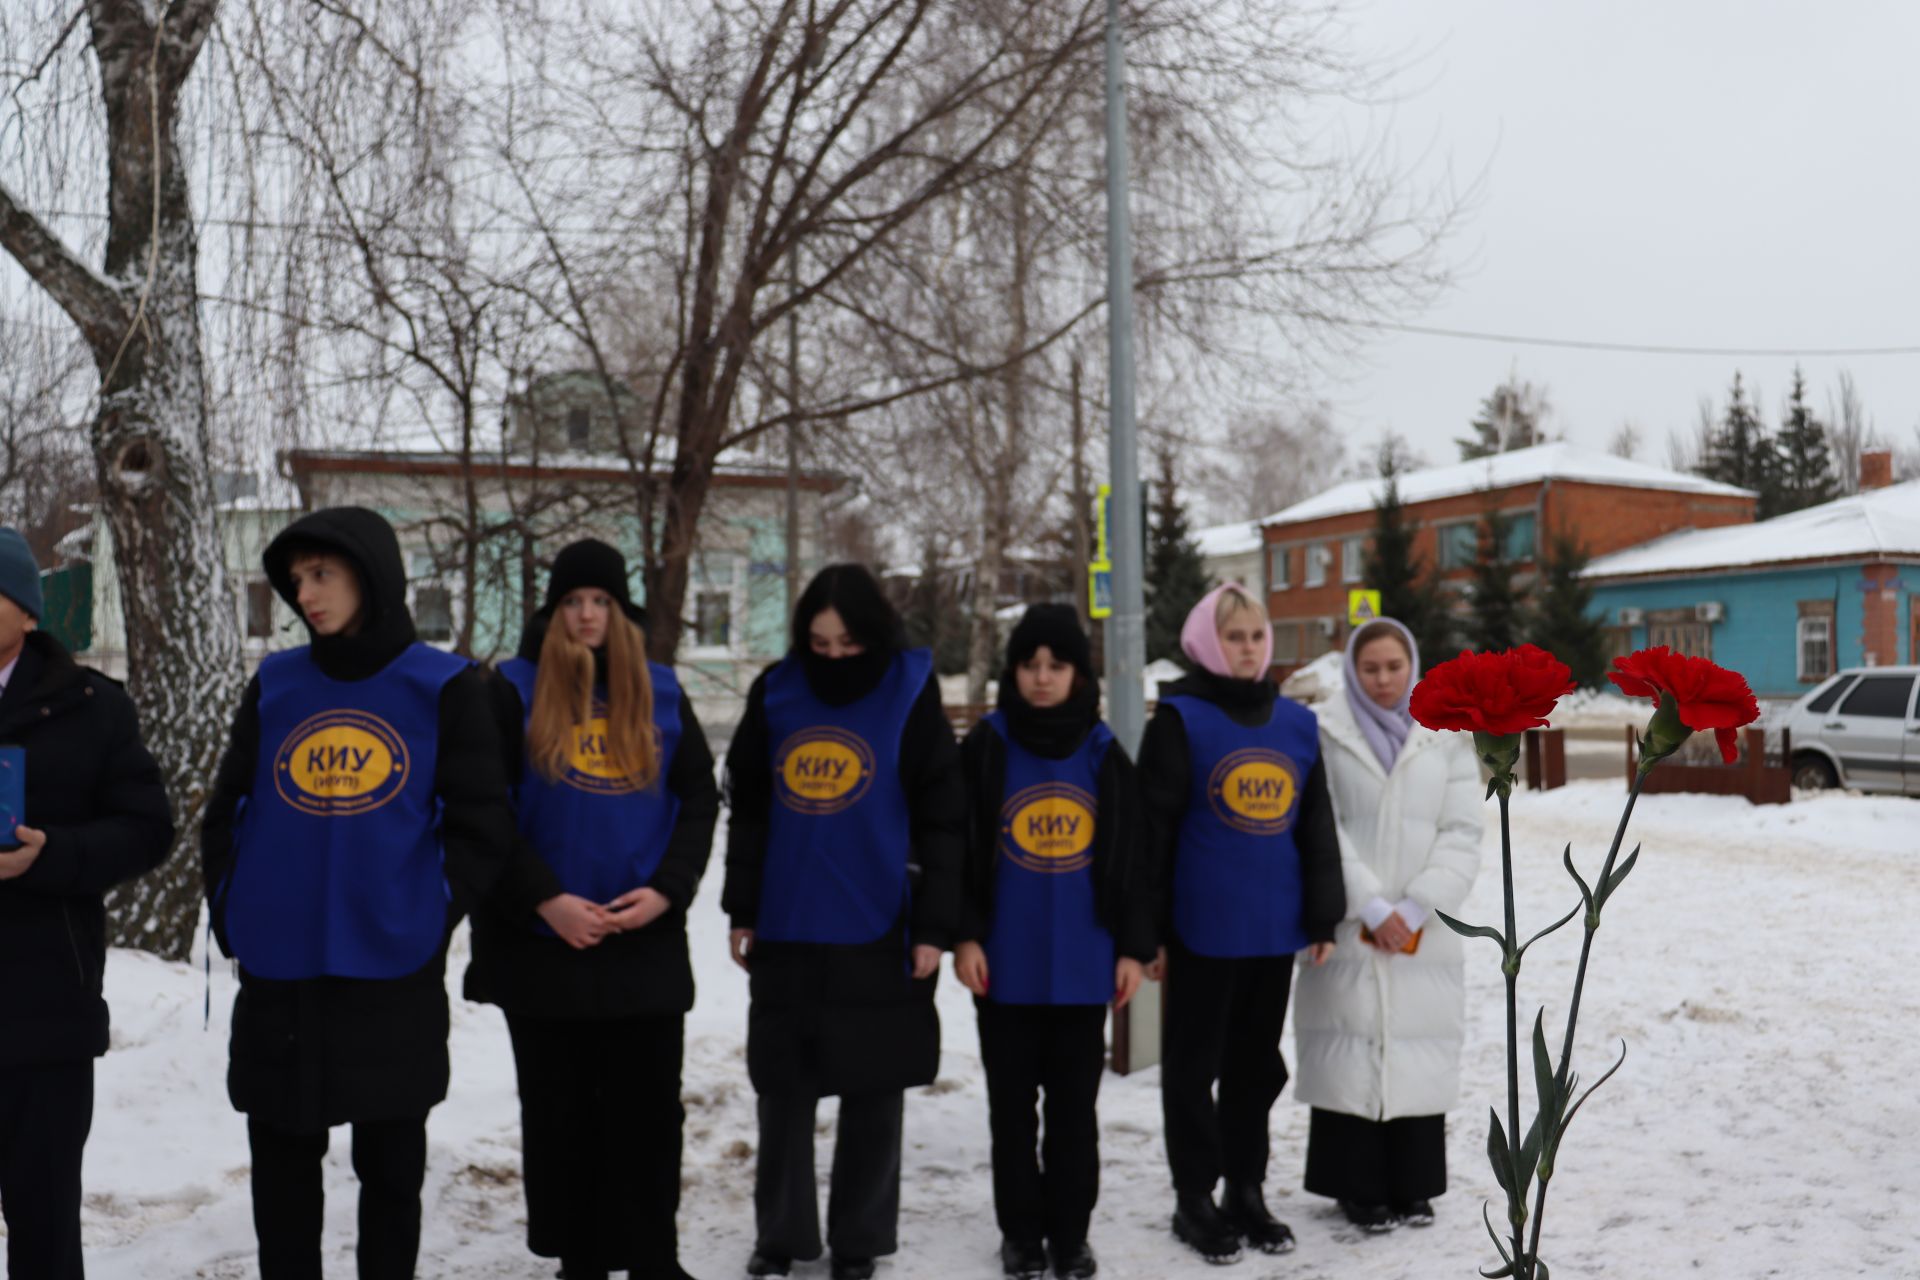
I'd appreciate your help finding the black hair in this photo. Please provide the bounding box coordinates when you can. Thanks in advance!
[790,563,903,654]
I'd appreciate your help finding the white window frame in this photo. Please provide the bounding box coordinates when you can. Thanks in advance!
[411,581,457,645]
[242,577,277,646]
[1341,535,1366,585]
[1304,541,1330,588]
[1269,544,1292,591]
[1797,615,1834,683]
[685,553,747,658]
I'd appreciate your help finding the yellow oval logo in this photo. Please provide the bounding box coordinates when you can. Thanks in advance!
[1207,749,1300,835]
[563,715,647,795]
[775,728,875,815]
[1001,783,1096,873]
[274,711,411,817]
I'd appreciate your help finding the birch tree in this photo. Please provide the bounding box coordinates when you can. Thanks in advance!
[0,0,242,958]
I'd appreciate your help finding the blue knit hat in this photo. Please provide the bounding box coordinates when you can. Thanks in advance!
[0,529,43,619]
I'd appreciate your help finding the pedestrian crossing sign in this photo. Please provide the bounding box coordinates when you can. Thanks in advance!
[1348,589,1381,627]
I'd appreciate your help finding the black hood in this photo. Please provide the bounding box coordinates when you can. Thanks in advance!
[514,598,649,663]
[263,506,416,679]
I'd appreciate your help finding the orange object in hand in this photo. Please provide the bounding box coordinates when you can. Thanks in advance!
[1360,924,1422,955]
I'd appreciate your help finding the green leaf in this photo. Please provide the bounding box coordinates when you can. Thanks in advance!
[1561,1039,1629,1138]
[1562,843,1594,915]
[1486,1107,1515,1196]
[1517,903,1580,961]
[1531,1010,1561,1132]
[1598,844,1642,908]
[1536,1259,1551,1280]
[1482,1202,1514,1265]
[1519,1109,1545,1195]
[1437,910,1509,951]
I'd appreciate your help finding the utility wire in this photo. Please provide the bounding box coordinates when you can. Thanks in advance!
[1339,317,1920,358]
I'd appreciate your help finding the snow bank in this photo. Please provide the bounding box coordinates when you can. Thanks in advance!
[61,783,1920,1278]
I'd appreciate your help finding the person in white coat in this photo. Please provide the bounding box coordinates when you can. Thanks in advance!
[1292,618,1483,1233]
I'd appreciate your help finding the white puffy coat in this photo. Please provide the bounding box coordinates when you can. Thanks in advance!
[1292,692,1484,1120]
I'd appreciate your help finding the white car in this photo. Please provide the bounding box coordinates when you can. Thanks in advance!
[1782,665,1920,795]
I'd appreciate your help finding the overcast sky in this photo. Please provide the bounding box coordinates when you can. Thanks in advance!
[1318,0,1920,472]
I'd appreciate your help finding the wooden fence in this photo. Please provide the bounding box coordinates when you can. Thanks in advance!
[1625,726,1791,805]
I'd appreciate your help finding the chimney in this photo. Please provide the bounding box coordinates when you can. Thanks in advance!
[1860,449,1893,491]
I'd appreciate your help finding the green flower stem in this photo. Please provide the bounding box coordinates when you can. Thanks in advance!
[1496,787,1527,1269]
[1523,768,1651,1271]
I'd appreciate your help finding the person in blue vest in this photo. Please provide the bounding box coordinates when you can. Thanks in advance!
[721,563,964,1280]
[1138,583,1344,1264]
[466,540,719,1280]
[953,604,1154,1280]
[201,507,523,1280]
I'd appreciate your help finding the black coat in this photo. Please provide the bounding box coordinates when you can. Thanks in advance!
[464,608,721,1019]
[1137,670,1345,949]
[200,507,519,1132]
[721,652,964,1097]
[0,632,174,1067]
[955,690,1157,964]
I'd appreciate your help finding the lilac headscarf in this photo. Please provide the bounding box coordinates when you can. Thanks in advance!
[1181,583,1272,678]
[1343,617,1419,771]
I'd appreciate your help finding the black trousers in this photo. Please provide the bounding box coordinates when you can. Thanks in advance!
[754,1089,903,1261]
[976,1001,1108,1249]
[0,1058,92,1280]
[1303,1108,1447,1204]
[504,1011,686,1275]
[1160,944,1296,1196]
[247,1114,427,1280]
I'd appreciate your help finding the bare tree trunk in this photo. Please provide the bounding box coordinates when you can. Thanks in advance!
[0,0,242,960]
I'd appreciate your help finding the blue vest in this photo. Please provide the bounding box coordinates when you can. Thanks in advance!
[980,712,1116,1006]
[225,643,469,980]
[498,658,683,931]
[755,649,934,945]
[1166,693,1320,959]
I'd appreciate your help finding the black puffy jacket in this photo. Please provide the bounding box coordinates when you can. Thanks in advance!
[0,631,174,1066]
[200,506,519,1130]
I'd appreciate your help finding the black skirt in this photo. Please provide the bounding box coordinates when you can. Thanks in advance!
[1303,1108,1447,1204]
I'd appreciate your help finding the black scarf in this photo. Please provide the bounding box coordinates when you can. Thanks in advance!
[998,675,1101,760]
[800,645,895,707]
[1168,666,1277,717]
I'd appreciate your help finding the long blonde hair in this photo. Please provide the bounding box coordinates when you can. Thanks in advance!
[527,606,660,788]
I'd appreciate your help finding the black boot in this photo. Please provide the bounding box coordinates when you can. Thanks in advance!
[1392,1198,1434,1227]
[1221,1182,1295,1255]
[1339,1200,1400,1234]
[560,1261,609,1280]
[1171,1191,1243,1264]
[745,1251,791,1277]
[830,1257,875,1280]
[1050,1239,1098,1279]
[1000,1238,1048,1280]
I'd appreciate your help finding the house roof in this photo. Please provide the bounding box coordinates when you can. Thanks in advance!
[1193,520,1264,559]
[1583,479,1920,578]
[1260,441,1754,527]
[283,448,847,493]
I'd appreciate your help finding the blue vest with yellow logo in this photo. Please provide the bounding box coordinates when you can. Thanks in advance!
[1166,693,1319,959]
[755,648,934,945]
[498,657,683,928]
[981,712,1115,1006]
[225,643,469,980]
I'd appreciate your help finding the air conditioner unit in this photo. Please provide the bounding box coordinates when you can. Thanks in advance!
[1318,617,1339,637]
[1695,601,1725,623]
[1618,607,1645,626]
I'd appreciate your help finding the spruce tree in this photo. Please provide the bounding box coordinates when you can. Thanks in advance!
[1145,446,1214,664]
[1528,532,1608,687]
[1362,456,1453,668]
[902,535,970,675]
[1700,372,1784,515]
[1466,501,1528,652]
[1457,377,1550,460]
[1774,366,1837,514]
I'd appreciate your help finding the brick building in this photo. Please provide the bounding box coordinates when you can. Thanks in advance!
[1583,453,1917,700]
[1259,442,1755,677]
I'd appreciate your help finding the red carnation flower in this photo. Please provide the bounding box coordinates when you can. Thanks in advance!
[1410,644,1577,737]
[1609,646,1761,763]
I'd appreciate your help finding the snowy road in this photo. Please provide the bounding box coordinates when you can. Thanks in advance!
[49,782,1920,1279]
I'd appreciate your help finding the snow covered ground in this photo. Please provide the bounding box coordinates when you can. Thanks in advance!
[40,781,1920,1279]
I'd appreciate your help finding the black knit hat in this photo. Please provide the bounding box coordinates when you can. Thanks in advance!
[543,539,638,615]
[1004,603,1094,682]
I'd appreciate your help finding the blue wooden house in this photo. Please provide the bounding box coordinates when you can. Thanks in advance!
[1583,471,1919,701]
